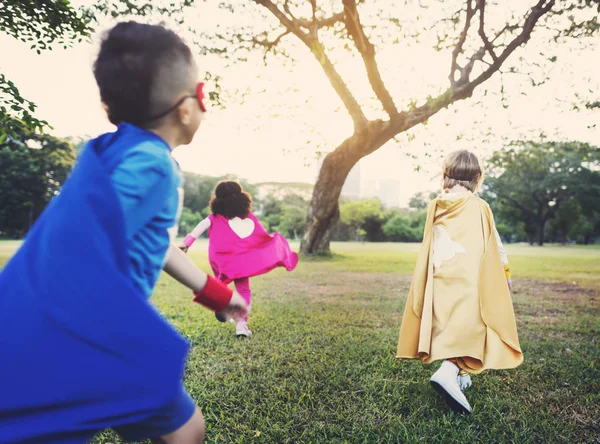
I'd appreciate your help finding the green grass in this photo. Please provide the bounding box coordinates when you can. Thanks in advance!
[1,241,599,443]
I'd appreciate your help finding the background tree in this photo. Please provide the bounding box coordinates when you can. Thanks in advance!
[260,198,284,232]
[408,192,429,211]
[382,207,426,242]
[275,204,307,239]
[259,193,308,237]
[178,206,205,237]
[546,200,583,244]
[338,198,384,241]
[182,171,258,217]
[0,0,194,140]
[196,0,599,254]
[0,118,75,237]
[484,140,600,246]
[182,173,221,215]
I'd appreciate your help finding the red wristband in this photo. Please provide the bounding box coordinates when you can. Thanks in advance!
[192,275,233,312]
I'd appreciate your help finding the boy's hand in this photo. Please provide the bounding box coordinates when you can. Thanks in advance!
[215,291,249,322]
[179,244,189,253]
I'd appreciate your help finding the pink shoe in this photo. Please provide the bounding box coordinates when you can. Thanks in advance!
[235,320,252,337]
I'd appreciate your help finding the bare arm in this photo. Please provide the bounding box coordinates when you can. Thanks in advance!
[492,226,512,291]
[489,205,512,291]
[180,217,211,252]
[163,245,208,291]
[493,226,509,267]
[163,245,249,320]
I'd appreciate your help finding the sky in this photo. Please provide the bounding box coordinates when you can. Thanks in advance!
[2,1,598,205]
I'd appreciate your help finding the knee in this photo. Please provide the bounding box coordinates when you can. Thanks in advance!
[160,408,205,444]
[186,409,206,443]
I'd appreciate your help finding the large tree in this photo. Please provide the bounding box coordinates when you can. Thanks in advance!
[484,140,600,246]
[198,0,599,254]
[0,119,75,237]
[0,0,194,140]
[182,171,258,214]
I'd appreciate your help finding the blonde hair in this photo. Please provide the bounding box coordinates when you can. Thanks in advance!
[442,150,484,192]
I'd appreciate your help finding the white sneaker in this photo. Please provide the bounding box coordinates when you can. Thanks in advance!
[235,320,252,337]
[430,360,472,414]
[458,374,472,391]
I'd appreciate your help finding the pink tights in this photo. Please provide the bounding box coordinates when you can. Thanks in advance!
[233,277,251,322]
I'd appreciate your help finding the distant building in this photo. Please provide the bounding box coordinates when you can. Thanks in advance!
[341,162,361,199]
[255,182,313,202]
[361,179,378,199]
[378,179,401,208]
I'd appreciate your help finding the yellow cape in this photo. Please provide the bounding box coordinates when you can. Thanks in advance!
[396,194,523,374]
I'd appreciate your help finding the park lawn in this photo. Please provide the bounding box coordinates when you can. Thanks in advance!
[1,241,599,442]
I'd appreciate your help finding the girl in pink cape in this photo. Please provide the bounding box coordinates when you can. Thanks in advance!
[180,180,298,337]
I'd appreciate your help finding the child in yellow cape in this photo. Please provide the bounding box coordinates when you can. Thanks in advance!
[396,150,523,415]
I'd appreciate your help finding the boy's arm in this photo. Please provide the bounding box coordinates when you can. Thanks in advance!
[181,217,211,252]
[112,147,247,318]
[163,245,248,318]
[163,245,208,291]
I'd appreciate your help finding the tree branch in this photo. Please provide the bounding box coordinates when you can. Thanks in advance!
[253,0,367,129]
[491,23,521,44]
[252,29,292,62]
[457,0,555,91]
[450,0,475,87]
[253,29,292,51]
[283,0,297,20]
[495,191,535,215]
[477,0,498,62]
[341,0,398,117]
[297,13,345,30]
[309,40,369,129]
[254,0,305,39]
[304,0,319,37]
[350,0,555,160]
[310,0,317,23]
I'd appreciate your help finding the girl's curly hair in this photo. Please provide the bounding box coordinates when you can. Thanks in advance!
[209,181,252,219]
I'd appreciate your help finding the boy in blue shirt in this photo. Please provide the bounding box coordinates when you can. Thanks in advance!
[0,21,247,443]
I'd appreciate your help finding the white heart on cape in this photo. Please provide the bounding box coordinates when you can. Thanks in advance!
[228,217,255,239]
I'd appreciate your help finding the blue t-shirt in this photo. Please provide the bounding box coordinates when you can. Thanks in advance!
[0,125,191,443]
[97,123,183,298]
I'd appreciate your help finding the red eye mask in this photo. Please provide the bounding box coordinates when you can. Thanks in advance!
[196,82,207,113]
[142,82,208,124]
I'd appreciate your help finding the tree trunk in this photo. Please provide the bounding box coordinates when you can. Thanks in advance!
[523,220,536,246]
[300,141,359,254]
[300,121,388,254]
[538,219,546,246]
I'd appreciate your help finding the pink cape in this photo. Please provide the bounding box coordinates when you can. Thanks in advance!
[208,213,298,283]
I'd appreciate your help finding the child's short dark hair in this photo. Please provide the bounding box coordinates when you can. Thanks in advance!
[93,21,193,128]
[210,181,252,219]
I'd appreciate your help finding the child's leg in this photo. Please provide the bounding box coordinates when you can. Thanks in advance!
[233,278,251,322]
[154,407,205,444]
[430,360,472,414]
[448,358,473,390]
[114,386,204,443]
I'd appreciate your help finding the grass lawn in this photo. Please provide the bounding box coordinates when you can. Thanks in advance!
[1,241,598,442]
